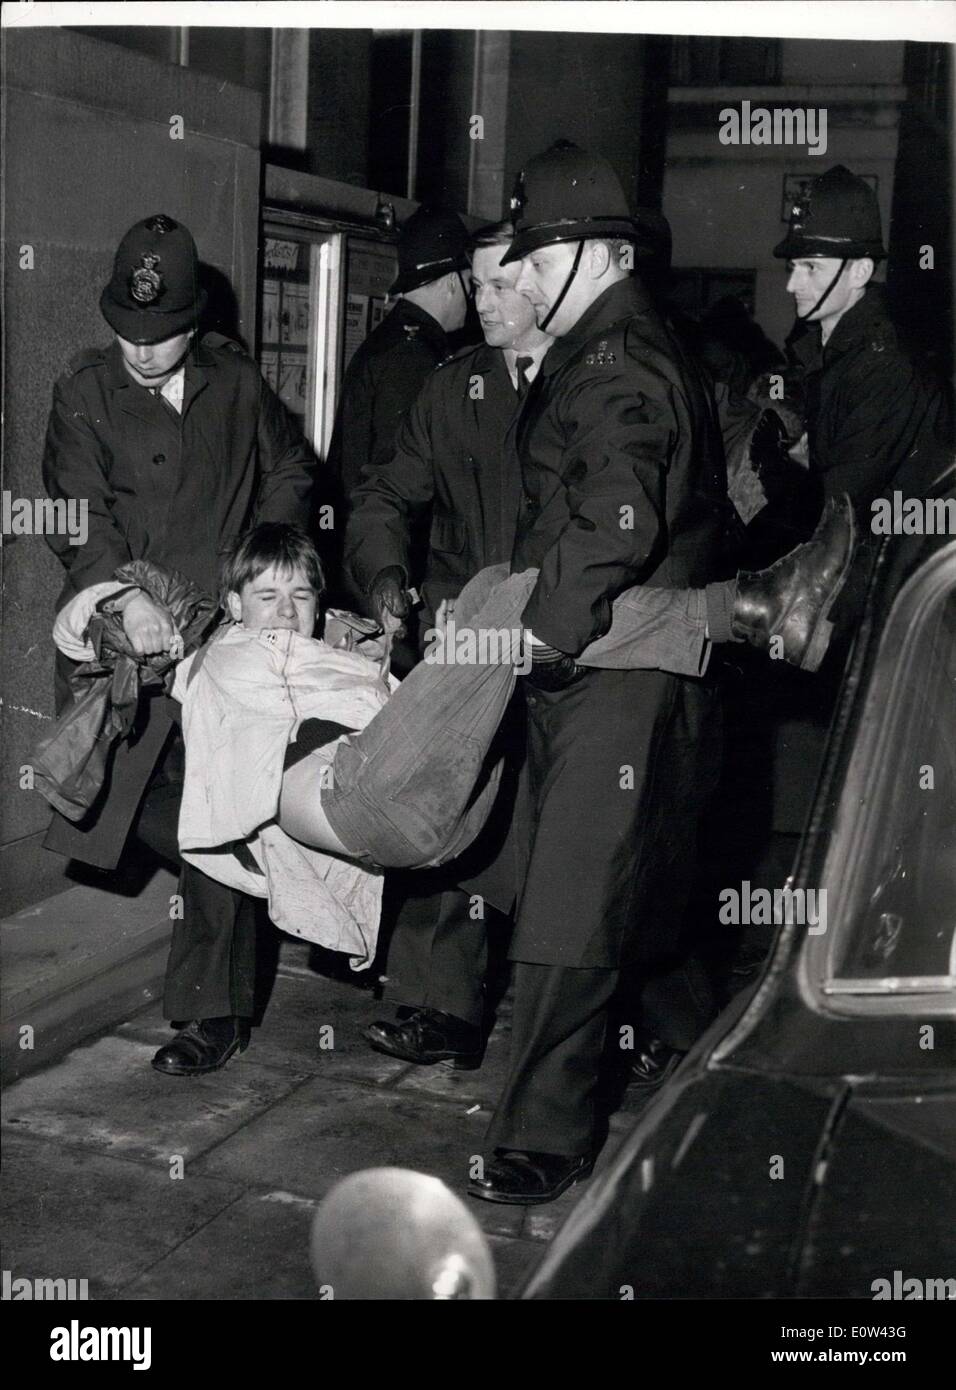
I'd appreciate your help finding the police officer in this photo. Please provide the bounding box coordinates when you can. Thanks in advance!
[346,220,550,1065]
[42,213,316,1076]
[775,163,952,512]
[328,206,472,510]
[462,142,731,1205]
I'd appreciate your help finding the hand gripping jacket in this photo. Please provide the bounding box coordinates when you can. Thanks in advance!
[32,560,217,820]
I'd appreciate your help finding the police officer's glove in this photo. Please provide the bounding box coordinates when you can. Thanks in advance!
[524,642,587,692]
[369,566,410,628]
[750,409,817,536]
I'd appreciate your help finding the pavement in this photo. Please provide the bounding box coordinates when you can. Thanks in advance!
[1,939,655,1301]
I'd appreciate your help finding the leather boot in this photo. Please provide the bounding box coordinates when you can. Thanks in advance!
[365,1007,483,1068]
[151,1016,248,1076]
[732,493,856,671]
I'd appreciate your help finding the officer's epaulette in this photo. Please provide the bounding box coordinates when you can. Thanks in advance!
[582,329,624,368]
[866,321,896,355]
[64,347,107,375]
[202,331,244,354]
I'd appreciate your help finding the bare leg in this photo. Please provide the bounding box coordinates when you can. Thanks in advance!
[278,755,356,855]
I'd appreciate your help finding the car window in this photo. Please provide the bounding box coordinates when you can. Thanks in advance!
[814,544,956,1000]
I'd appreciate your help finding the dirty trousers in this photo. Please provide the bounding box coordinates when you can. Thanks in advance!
[321,564,709,869]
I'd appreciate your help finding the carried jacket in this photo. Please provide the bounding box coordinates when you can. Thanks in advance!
[33,561,216,821]
[328,299,453,506]
[790,287,953,512]
[344,341,524,633]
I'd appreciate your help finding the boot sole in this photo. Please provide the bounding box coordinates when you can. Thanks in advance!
[799,502,857,672]
[467,1160,595,1206]
[366,1035,483,1070]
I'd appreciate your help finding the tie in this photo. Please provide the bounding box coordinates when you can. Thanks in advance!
[515,355,533,401]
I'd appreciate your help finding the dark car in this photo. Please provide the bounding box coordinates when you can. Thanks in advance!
[521,517,956,1300]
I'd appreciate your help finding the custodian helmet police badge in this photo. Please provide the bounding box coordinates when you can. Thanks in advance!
[130,253,163,304]
[100,213,206,343]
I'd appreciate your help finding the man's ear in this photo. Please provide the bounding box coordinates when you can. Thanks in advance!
[588,240,612,279]
[852,257,875,289]
[226,590,243,623]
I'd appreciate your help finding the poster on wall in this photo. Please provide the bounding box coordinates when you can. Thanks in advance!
[343,239,397,370]
[259,236,312,424]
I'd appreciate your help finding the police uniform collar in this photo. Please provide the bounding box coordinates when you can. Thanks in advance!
[822,284,891,358]
[541,277,650,375]
[394,297,450,345]
[792,285,890,370]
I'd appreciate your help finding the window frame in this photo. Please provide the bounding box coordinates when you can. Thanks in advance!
[801,541,956,1018]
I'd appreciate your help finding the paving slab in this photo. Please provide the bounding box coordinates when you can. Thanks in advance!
[0,1131,244,1299]
[246,970,412,1084]
[191,1076,526,1237]
[388,1024,514,1110]
[120,1189,318,1300]
[2,1033,313,1167]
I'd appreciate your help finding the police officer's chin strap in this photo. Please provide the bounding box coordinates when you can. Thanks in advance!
[796,257,849,323]
[539,239,585,332]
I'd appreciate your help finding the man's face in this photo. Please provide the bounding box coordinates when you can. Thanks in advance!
[227,563,318,637]
[513,242,591,338]
[471,245,539,349]
[785,257,863,327]
[116,329,194,387]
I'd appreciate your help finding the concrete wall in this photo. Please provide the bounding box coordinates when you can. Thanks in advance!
[663,39,906,351]
[1,28,262,912]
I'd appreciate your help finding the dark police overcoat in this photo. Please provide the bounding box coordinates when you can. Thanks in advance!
[328,298,453,505]
[345,339,530,915]
[344,341,525,634]
[41,333,316,868]
[509,276,730,969]
[791,286,952,512]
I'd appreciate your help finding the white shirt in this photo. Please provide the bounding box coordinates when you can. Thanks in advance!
[150,365,185,413]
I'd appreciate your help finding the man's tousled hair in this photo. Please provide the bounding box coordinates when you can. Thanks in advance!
[467,220,516,263]
[219,522,324,608]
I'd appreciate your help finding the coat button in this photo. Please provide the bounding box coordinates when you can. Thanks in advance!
[153,453,166,465]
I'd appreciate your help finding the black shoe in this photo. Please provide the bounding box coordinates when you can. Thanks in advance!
[151,1017,247,1077]
[365,1007,482,1068]
[628,1035,686,1093]
[732,494,856,671]
[468,1150,594,1205]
